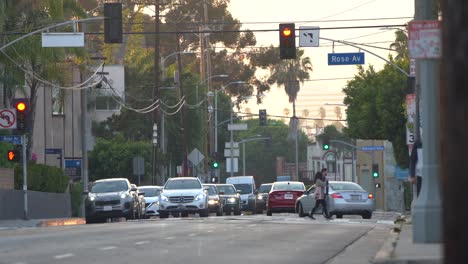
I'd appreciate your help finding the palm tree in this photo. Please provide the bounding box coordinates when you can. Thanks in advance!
[334,106,342,120]
[269,49,313,117]
[389,29,408,61]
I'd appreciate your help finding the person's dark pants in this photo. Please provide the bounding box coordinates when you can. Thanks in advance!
[310,199,329,217]
[416,176,422,197]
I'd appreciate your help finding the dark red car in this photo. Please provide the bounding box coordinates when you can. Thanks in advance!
[266,181,306,216]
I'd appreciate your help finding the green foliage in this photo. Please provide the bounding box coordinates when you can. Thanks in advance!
[70,181,83,217]
[14,163,69,193]
[343,58,409,168]
[88,136,152,183]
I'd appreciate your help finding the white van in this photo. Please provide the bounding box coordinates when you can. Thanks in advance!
[225,176,257,214]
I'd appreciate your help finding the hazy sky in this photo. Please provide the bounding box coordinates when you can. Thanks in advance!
[227,0,414,121]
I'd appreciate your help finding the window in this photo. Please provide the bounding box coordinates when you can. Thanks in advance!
[95,95,121,110]
[217,185,236,195]
[165,179,201,190]
[52,86,64,115]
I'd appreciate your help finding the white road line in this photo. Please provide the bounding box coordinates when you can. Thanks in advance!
[135,240,150,245]
[206,230,213,233]
[189,233,197,237]
[100,246,117,251]
[164,236,176,240]
[54,253,74,259]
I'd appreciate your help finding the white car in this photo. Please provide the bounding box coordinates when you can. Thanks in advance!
[138,186,162,217]
[158,177,209,218]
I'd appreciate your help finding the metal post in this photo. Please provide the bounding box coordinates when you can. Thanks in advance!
[214,90,218,154]
[412,0,442,243]
[229,100,234,178]
[243,141,246,176]
[152,1,161,185]
[22,135,28,219]
[295,118,299,181]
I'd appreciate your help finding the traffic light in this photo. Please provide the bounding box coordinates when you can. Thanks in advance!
[372,164,379,178]
[322,138,330,151]
[12,98,29,133]
[104,3,123,43]
[210,152,219,169]
[279,23,296,60]
[212,160,219,169]
[259,109,267,126]
[7,145,21,162]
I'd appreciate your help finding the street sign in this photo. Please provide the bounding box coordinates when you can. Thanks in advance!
[225,142,239,148]
[299,26,320,47]
[0,135,22,145]
[224,148,240,157]
[45,148,62,155]
[408,20,441,59]
[360,146,385,151]
[187,148,204,166]
[42,32,85,47]
[0,109,17,129]
[228,123,248,131]
[328,52,365,65]
[65,159,82,179]
[226,158,238,173]
[132,156,145,176]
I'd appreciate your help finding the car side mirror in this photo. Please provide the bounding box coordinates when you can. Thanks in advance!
[236,190,241,194]
[131,186,137,192]
[138,192,145,196]
[254,190,259,195]
[219,191,224,195]
[83,191,89,195]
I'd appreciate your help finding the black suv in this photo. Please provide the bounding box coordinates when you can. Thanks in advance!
[85,178,140,223]
[216,184,241,216]
[256,183,273,213]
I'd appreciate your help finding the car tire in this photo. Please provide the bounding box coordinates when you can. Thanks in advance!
[216,209,222,216]
[159,212,169,219]
[298,203,306,217]
[362,212,372,219]
[266,210,272,216]
[234,208,241,215]
[199,208,209,217]
[336,214,343,219]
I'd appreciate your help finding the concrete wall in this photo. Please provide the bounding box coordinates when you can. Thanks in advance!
[0,190,71,220]
[0,168,14,190]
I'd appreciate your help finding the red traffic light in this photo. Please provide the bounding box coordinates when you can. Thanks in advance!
[16,101,27,112]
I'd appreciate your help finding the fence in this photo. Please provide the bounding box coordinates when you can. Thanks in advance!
[0,190,71,220]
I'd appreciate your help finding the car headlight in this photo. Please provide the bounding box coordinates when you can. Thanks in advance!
[227,197,236,203]
[257,194,263,200]
[120,192,129,199]
[194,194,204,201]
[88,194,96,201]
[160,194,169,202]
[208,199,218,205]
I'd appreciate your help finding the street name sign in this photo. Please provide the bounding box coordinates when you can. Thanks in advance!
[360,146,384,151]
[224,148,240,157]
[328,52,365,65]
[225,142,239,148]
[299,26,320,47]
[45,148,62,155]
[0,135,22,144]
[42,32,85,47]
[228,123,247,131]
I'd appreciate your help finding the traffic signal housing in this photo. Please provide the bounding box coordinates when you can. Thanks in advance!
[12,98,29,133]
[322,138,330,151]
[372,164,379,178]
[7,145,21,163]
[279,23,296,60]
[259,109,267,126]
[104,3,123,43]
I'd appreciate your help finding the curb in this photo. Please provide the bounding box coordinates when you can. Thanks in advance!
[38,218,86,227]
[373,216,406,263]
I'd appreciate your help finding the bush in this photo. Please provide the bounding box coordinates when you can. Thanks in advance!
[70,181,83,217]
[14,163,69,193]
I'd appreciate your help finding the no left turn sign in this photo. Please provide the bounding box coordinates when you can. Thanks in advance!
[0,109,17,129]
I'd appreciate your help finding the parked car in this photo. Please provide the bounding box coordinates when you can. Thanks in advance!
[138,185,162,218]
[225,176,257,214]
[132,184,146,219]
[203,184,223,216]
[85,178,140,223]
[256,183,273,213]
[295,181,375,219]
[158,177,209,218]
[216,184,241,215]
[266,181,306,216]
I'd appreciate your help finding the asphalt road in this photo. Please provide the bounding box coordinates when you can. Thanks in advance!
[0,213,396,264]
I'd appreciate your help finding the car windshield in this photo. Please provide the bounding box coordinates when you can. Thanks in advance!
[204,185,218,195]
[259,184,272,193]
[217,185,236,195]
[91,180,128,193]
[272,182,305,191]
[165,179,201,190]
[329,182,364,191]
[139,187,161,197]
[233,184,252,194]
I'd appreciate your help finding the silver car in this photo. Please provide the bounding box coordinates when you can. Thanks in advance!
[138,186,162,217]
[295,181,375,219]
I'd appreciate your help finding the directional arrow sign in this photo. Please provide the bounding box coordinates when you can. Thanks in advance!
[299,26,320,47]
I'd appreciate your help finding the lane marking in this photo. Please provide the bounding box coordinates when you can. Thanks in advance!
[135,241,150,245]
[100,246,117,251]
[54,253,74,259]
[164,236,176,240]
[189,233,197,237]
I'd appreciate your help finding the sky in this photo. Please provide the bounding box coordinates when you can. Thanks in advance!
[227,0,414,124]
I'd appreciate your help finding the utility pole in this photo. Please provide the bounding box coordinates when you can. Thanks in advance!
[152,0,161,185]
[441,1,468,261]
[412,0,441,243]
[176,31,188,176]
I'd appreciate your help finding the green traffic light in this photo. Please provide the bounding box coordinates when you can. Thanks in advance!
[213,162,219,169]
[323,144,329,150]
[373,172,379,178]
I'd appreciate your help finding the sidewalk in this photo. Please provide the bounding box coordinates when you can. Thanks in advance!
[0,218,85,229]
[374,216,443,264]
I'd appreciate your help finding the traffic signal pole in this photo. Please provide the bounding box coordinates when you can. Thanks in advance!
[22,134,28,219]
